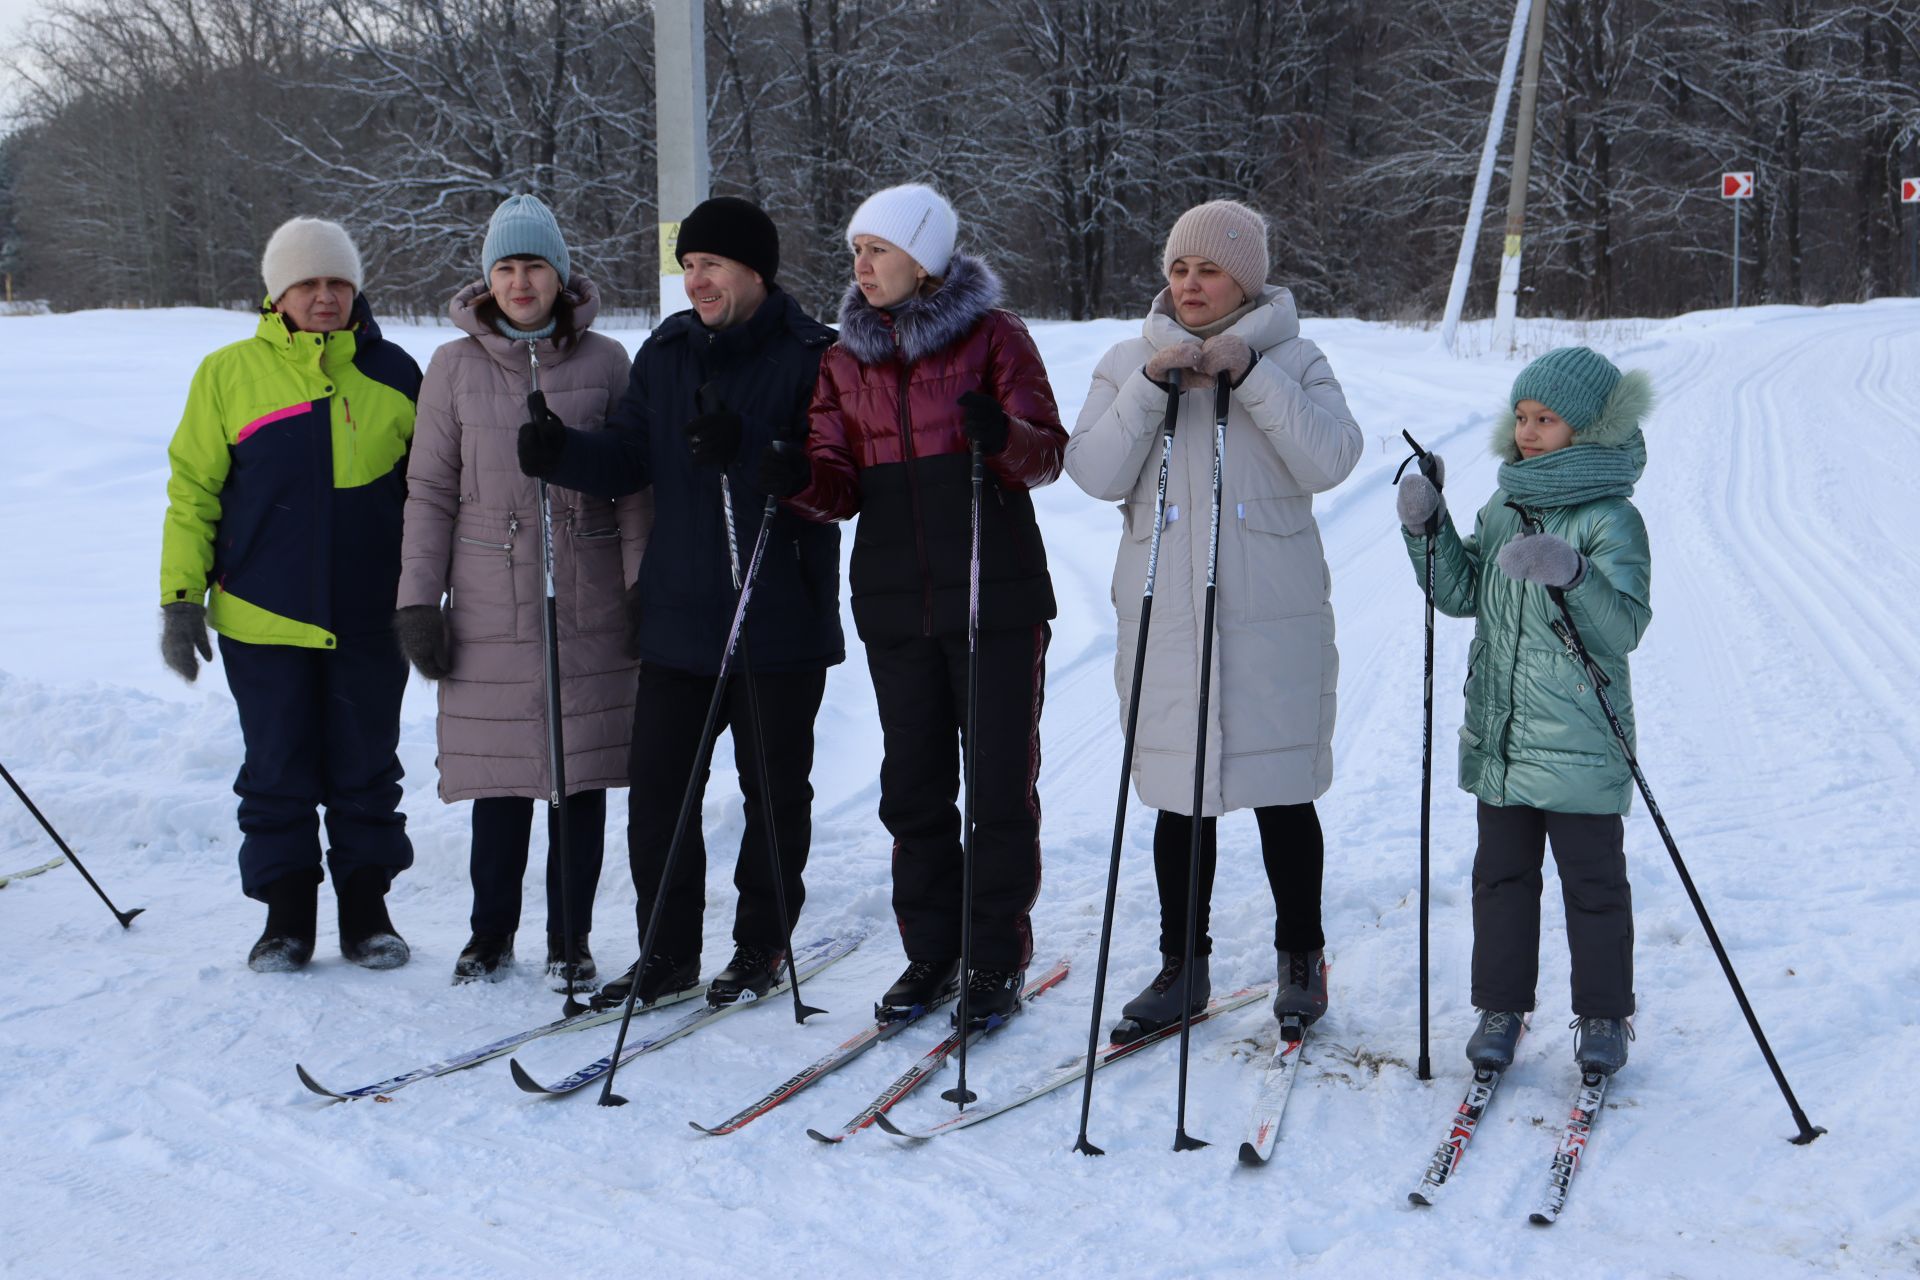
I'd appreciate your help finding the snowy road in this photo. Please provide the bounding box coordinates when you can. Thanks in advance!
[2,301,1916,1278]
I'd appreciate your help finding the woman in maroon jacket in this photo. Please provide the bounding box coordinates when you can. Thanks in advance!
[764,183,1066,1027]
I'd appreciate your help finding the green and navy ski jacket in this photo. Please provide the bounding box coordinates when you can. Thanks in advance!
[160,296,421,648]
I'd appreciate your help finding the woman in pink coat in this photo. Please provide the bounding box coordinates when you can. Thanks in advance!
[396,195,646,986]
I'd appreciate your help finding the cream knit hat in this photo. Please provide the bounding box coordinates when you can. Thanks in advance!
[1161,200,1270,303]
[846,183,958,275]
[261,217,364,302]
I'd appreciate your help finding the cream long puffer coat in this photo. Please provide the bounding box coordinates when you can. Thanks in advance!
[398,275,648,801]
[1065,286,1362,815]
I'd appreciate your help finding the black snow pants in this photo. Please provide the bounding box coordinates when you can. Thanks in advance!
[625,662,827,961]
[468,791,607,938]
[1471,800,1635,1018]
[220,632,412,901]
[867,624,1048,972]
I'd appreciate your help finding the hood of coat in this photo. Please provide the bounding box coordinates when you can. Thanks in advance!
[1142,282,1300,354]
[1488,368,1654,463]
[448,272,603,368]
[836,252,1002,365]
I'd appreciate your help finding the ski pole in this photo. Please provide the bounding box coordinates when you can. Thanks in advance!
[943,435,987,1108]
[0,760,144,928]
[1074,372,1182,1157]
[1172,376,1229,1153]
[599,471,783,1107]
[527,341,587,1018]
[1503,500,1824,1145]
[706,382,822,1025]
[1395,430,1443,1081]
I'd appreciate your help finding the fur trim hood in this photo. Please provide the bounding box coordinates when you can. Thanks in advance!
[837,252,1002,365]
[1491,367,1654,463]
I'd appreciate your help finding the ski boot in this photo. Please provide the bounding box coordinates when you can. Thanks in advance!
[452,932,514,983]
[953,969,1025,1031]
[545,932,597,992]
[876,958,960,1023]
[337,868,410,969]
[1272,949,1327,1040]
[591,951,700,1011]
[1110,954,1209,1045]
[1571,1015,1633,1076]
[707,944,787,1007]
[247,874,318,973]
[1465,1009,1527,1071]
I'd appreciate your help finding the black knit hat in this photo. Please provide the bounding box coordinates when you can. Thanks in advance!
[677,197,779,284]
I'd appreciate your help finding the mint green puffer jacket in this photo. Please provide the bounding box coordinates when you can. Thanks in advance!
[1403,492,1651,815]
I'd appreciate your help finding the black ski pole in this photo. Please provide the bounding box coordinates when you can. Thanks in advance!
[526,343,587,1019]
[713,416,823,1025]
[0,760,144,928]
[942,436,987,1108]
[1395,430,1442,1081]
[1074,373,1182,1157]
[1172,376,1230,1153]
[1504,500,1824,1145]
[599,501,782,1107]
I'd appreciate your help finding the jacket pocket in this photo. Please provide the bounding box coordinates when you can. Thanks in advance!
[568,523,625,634]
[1233,495,1323,621]
[448,515,519,641]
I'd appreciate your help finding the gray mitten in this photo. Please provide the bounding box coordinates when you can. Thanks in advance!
[160,601,212,682]
[1496,531,1587,589]
[1396,471,1444,535]
[394,605,453,680]
[1144,342,1208,390]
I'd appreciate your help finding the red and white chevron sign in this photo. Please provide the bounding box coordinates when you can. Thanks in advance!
[1722,172,1755,200]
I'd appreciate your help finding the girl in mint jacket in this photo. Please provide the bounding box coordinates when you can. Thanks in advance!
[1395,345,1653,1078]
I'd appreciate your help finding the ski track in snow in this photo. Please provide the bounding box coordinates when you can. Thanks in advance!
[3,304,1918,1278]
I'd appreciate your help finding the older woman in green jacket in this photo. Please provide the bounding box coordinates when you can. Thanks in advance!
[1396,345,1653,1079]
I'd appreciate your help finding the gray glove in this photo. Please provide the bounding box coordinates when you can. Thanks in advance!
[160,601,212,682]
[1396,455,1446,535]
[394,604,453,680]
[1497,531,1587,590]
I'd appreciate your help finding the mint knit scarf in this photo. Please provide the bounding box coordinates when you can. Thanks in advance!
[1497,430,1647,509]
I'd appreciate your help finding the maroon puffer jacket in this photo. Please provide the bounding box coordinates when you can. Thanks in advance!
[788,254,1065,641]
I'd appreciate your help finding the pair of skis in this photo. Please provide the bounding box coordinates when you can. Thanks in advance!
[297,930,863,1102]
[1408,1049,1610,1224]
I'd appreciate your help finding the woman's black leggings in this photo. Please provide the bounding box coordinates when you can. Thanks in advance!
[1152,803,1325,957]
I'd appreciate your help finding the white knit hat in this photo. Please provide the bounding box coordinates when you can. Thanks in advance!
[261,217,364,302]
[845,183,958,275]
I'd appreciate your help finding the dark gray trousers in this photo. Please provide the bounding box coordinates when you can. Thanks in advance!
[1471,800,1634,1018]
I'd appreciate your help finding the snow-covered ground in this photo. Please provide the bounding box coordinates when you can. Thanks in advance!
[3,299,1917,1279]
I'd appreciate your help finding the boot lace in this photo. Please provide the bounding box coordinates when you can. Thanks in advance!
[1288,951,1312,990]
[1569,1015,1635,1042]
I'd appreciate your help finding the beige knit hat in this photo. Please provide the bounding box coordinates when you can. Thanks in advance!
[261,217,364,302]
[1161,200,1270,303]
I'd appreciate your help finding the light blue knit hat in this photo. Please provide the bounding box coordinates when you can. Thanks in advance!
[482,194,570,286]
[1493,345,1654,462]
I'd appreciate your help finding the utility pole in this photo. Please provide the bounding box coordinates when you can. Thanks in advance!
[1440,0,1533,355]
[655,0,710,325]
[1491,0,1549,355]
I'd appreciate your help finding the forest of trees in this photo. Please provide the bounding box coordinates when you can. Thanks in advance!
[2,0,1916,321]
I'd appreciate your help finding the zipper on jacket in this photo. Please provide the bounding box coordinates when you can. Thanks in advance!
[894,337,935,636]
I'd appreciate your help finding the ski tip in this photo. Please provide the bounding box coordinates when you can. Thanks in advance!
[1528,1211,1556,1227]
[1407,1190,1435,1208]
[871,1111,906,1136]
[688,1120,724,1137]
[1236,1142,1267,1167]
[804,1128,845,1145]
[508,1058,550,1095]
[294,1064,346,1101]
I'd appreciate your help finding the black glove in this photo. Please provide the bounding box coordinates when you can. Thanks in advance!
[684,409,744,468]
[160,601,212,682]
[394,604,453,680]
[756,440,812,499]
[517,403,567,478]
[956,390,1009,455]
[621,582,643,661]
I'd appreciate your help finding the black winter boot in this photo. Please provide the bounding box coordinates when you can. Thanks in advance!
[952,969,1025,1031]
[337,868,410,969]
[591,951,700,1011]
[1112,954,1210,1044]
[546,933,598,992]
[877,958,961,1022]
[1272,949,1327,1038]
[452,932,515,984]
[707,944,787,1007]
[247,875,318,973]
